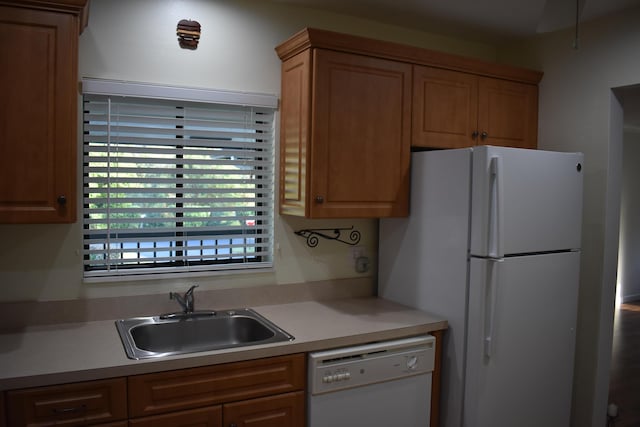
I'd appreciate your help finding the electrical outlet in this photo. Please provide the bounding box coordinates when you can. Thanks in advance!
[350,245,364,260]
[355,256,370,273]
[607,403,618,418]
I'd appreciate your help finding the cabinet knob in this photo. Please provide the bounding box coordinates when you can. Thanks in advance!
[57,195,67,206]
[229,424,237,427]
[481,131,488,140]
[472,131,479,139]
[315,195,324,204]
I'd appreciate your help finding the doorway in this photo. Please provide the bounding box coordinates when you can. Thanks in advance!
[608,84,640,426]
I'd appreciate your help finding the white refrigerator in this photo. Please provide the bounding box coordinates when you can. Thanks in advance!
[378,146,583,427]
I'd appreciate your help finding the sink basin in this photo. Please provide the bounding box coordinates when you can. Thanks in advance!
[115,309,294,360]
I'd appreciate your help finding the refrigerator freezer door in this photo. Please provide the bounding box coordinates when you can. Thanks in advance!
[464,252,580,427]
[379,148,472,427]
[470,146,583,257]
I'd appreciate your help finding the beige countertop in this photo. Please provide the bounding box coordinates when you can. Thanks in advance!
[0,297,447,391]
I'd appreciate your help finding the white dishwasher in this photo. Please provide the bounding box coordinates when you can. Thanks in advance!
[308,335,435,427]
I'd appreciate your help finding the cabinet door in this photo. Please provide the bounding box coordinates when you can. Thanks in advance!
[412,66,478,148]
[0,6,77,223]
[129,406,223,427]
[6,378,127,426]
[310,49,412,218]
[477,77,538,149]
[279,50,311,217]
[224,391,304,427]
[128,354,305,418]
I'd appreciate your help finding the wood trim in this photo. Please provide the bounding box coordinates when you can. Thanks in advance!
[431,330,444,427]
[0,0,89,32]
[1,391,5,427]
[276,27,543,84]
[279,50,312,217]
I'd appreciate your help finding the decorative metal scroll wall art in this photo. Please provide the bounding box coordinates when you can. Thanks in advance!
[294,226,361,248]
[177,19,201,49]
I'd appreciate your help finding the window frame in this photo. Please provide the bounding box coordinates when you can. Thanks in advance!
[81,79,278,281]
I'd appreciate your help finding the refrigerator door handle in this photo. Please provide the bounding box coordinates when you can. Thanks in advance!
[484,258,502,359]
[488,156,504,258]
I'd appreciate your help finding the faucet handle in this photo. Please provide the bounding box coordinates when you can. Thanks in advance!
[169,285,199,314]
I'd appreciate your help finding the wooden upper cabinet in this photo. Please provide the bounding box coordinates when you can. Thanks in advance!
[412,66,478,149]
[0,1,87,223]
[277,28,542,218]
[477,76,538,149]
[279,47,411,218]
[310,49,411,218]
[412,66,538,149]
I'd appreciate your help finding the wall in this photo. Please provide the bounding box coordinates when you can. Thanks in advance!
[618,131,640,302]
[0,0,499,302]
[498,6,640,427]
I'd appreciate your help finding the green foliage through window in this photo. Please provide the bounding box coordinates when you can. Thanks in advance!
[82,94,275,277]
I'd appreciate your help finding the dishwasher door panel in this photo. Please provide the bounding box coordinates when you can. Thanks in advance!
[308,373,432,427]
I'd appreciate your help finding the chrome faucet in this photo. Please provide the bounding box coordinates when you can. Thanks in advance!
[170,285,198,314]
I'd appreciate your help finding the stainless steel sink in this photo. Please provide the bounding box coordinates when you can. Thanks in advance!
[115,309,294,360]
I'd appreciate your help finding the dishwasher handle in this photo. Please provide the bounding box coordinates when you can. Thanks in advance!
[308,336,436,395]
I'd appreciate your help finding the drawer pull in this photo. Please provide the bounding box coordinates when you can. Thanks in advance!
[52,404,87,415]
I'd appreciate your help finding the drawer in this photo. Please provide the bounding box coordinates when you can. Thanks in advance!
[6,378,127,426]
[128,353,305,417]
[129,405,222,427]
[93,423,128,427]
[224,391,305,427]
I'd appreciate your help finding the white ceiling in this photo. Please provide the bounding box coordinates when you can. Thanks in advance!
[270,0,639,41]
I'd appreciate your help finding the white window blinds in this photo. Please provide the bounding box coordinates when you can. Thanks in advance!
[82,83,275,278]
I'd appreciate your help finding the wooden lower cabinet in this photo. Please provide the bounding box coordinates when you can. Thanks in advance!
[128,354,305,418]
[5,378,127,426]
[224,391,304,427]
[129,406,223,427]
[127,354,306,426]
[129,392,304,427]
[93,422,128,427]
[4,348,443,427]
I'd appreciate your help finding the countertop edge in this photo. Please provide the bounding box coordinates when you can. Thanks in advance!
[0,297,447,391]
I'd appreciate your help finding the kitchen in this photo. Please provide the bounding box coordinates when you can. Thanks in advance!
[0,0,639,426]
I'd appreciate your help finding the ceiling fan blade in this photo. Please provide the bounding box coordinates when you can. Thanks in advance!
[537,0,586,33]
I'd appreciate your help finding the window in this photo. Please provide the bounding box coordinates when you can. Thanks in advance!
[82,80,276,279]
